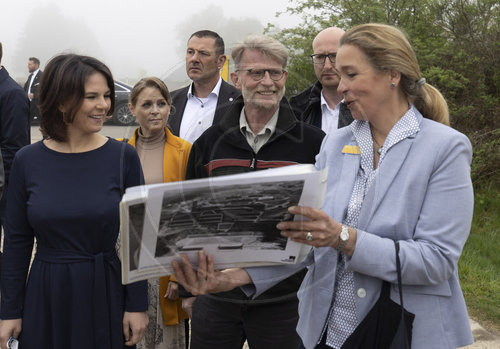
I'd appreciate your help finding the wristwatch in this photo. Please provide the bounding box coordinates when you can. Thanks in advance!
[336,225,349,251]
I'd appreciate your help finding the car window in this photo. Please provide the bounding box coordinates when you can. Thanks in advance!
[114,84,126,92]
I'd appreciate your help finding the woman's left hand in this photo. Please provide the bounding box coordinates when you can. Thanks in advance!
[123,311,148,346]
[277,206,356,255]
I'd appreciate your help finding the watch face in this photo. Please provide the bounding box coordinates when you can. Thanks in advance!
[340,227,349,241]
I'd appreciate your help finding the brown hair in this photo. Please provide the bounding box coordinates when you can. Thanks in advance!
[340,23,449,125]
[29,57,40,66]
[130,77,171,105]
[129,77,175,116]
[0,42,3,63]
[39,54,115,141]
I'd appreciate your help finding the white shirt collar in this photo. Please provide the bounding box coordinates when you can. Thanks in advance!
[320,90,341,113]
[239,107,279,153]
[239,107,279,136]
[187,76,222,99]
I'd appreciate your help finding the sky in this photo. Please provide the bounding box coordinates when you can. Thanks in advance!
[1,0,302,85]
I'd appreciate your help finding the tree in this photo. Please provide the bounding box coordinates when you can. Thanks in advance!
[267,0,499,185]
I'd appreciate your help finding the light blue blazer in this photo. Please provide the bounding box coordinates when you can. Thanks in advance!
[245,109,474,349]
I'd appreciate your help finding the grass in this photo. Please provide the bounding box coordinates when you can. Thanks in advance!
[458,182,500,332]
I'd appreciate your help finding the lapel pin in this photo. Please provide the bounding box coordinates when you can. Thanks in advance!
[342,145,360,154]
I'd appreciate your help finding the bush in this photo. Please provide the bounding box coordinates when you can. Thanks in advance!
[469,129,500,186]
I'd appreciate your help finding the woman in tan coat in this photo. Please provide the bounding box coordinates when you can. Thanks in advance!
[120,77,191,349]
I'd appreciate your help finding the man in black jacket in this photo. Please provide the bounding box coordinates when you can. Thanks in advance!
[185,34,325,349]
[169,30,240,144]
[23,57,42,124]
[290,27,353,134]
[0,42,30,270]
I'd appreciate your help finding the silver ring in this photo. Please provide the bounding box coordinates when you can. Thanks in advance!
[306,232,313,241]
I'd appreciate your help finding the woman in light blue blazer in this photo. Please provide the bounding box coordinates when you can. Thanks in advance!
[173,24,474,349]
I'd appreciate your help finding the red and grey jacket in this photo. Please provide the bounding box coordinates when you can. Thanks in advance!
[185,95,325,302]
[186,96,325,179]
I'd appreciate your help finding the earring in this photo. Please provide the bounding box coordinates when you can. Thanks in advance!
[391,82,396,88]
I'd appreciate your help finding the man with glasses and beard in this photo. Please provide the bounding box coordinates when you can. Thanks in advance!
[290,27,353,134]
[183,34,325,349]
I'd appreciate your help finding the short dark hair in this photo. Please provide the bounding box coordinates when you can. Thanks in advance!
[0,42,3,63]
[189,30,225,56]
[29,57,40,66]
[40,54,115,142]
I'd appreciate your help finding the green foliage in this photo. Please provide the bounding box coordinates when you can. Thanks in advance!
[265,24,319,96]
[469,129,500,186]
[268,0,499,185]
[459,184,500,330]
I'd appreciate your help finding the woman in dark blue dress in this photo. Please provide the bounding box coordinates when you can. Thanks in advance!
[0,54,148,349]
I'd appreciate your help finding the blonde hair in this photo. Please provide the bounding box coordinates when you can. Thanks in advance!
[340,23,449,125]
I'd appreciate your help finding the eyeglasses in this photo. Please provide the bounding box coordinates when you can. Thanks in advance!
[310,53,337,65]
[236,68,287,81]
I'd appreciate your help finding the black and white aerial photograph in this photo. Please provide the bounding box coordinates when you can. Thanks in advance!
[128,203,146,271]
[154,180,304,257]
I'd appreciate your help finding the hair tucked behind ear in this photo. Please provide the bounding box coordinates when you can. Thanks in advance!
[340,23,449,126]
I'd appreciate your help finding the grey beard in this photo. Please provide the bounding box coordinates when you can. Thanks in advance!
[242,86,286,111]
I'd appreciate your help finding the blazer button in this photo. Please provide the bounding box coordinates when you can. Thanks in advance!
[357,288,367,298]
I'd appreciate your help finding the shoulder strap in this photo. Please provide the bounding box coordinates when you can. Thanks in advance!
[395,241,404,308]
[119,138,130,195]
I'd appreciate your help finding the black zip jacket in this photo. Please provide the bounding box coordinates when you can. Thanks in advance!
[289,80,353,130]
[184,96,325,303]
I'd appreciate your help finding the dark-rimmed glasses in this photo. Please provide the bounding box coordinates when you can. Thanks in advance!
[236,68,287,81]
[310,53,337,65]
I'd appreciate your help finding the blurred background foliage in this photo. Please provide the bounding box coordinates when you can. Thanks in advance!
[266,0,499,187]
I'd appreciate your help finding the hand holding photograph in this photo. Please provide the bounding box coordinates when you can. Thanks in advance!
[119,164,328,284]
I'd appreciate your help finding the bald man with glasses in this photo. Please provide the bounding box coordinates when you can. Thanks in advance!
[183,34,325,349]
[290,27,353,134]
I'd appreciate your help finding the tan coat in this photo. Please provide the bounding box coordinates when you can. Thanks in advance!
[121,127,191,326]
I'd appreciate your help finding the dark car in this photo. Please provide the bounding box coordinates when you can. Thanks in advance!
[111,80,136,126]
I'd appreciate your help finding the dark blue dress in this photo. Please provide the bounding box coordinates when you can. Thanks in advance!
[0,139,148,349]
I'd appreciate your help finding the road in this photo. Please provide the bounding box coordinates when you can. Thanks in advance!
[29,125,499,348]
